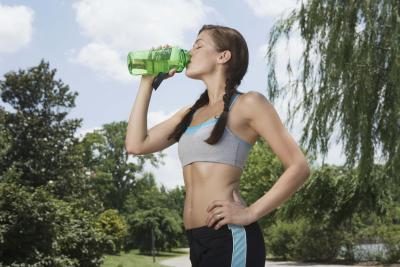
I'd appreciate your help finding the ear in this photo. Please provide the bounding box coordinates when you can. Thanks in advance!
[217,50,231,64]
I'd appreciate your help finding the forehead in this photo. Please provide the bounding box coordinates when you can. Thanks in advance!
[195,31,212,43]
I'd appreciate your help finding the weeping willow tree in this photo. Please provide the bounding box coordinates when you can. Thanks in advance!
[266,0,400,214]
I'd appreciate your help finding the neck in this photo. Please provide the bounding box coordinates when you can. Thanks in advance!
[202,69,228,105]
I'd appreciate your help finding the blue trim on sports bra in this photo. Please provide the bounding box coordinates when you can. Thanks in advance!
[182,93,252,146]
[187,93,240,129]
[184,120,252,146]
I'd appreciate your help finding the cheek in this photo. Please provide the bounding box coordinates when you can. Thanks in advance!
[185,52,217,77]
[193,59,215,72]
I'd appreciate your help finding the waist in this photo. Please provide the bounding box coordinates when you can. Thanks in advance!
[183,183,246,229]
[185,221,261,237]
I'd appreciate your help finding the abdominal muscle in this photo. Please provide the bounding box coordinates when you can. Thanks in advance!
[182,161,247,230]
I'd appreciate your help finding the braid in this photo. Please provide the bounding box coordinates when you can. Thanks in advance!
[167,90,209,142]
[168,24,249,145]
[204,77,240,145]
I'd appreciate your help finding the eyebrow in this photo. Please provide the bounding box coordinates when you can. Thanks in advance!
[195,38,204,44]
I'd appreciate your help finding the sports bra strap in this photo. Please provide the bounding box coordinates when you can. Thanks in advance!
[228,93,240,111]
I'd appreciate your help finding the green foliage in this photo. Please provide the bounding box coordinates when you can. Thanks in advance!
[0,60,189,265]
[0,182,107,266]
[122,175,186,252]
[125,173,168,211]
[266,0,400,214]
[101,249,184,267]
[96,209,129,254]
[378,224,400,263]
[0,107,9,159]
[126,207,183,253]
[266,218,343,262]
[80,122,165,211]
[240,138,284,226]
[294,222,342,261]
[0,60,85,198]
[265,220,302,260]
[282,165,358,226]
[347,212,400,263]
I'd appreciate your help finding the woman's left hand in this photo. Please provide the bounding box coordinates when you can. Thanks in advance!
[206,200,256,230]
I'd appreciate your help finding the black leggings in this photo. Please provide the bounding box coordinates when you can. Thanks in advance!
[185,221,266,267]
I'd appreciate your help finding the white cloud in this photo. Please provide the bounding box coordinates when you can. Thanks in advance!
[0,4,34,53]
[245,0,302,17]
[71,0,213,82]
[70,42,133,82]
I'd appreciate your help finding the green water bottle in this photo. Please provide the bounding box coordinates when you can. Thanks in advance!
[127,46,191,90]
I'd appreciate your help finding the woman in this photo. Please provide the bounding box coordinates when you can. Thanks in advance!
[125,24,310,267]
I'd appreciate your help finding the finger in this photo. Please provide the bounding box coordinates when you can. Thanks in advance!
[207,215,219,227]
[168,68,176,76]
[207,200,225,212]
[206,208,222,225]
[206,209,217,225]
[208,211,224,227]
[214,218,228,230]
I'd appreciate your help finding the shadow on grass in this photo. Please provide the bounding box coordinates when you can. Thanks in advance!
[139,248,189,258]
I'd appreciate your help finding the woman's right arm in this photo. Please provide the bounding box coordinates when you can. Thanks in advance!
[125,73,190,155]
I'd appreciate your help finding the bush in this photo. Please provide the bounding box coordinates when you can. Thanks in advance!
[0,182,108,266]
[126,207,183,253]
[96,209,128,254]
[343,217,400,263]
[379,224,400,263]
[265,220,302,260]
[294,222,343,261]
[266,218,342,261]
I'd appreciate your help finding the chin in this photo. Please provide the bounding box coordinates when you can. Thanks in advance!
[185,68,202,80]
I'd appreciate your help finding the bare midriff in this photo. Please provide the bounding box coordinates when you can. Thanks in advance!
[182,161,246,230]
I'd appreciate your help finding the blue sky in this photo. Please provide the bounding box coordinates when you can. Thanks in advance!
[0,0,344,189]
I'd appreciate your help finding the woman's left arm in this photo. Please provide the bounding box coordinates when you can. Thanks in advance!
[244,91,310,222]
[206,91,310,229]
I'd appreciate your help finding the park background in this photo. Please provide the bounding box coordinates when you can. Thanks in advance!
[1,0,399,266]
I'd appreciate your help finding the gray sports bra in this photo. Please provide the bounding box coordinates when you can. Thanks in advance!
[178,93,253,170]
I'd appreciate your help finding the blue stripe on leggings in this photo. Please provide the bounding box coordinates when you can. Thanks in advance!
[228,224,247,267]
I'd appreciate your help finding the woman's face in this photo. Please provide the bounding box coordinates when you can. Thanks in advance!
[185,30,220,80]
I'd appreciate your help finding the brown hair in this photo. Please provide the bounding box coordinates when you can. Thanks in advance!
[168,24,249,145]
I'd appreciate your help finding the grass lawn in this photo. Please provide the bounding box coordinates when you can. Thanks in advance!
[101,248,189,267]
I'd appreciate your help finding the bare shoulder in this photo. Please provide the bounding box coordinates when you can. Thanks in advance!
[238,91,273,119]
[240,90,271,104]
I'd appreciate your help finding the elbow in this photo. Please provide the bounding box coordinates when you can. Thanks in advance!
[125,141,142,155]
[289,157,310,181]
[299,159,311,181]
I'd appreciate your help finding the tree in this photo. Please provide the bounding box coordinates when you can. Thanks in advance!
[0,61,107,265]
[281,164,359,226]
[80,122,165,210]
[240,137,293,227]
[0,60,84,198]
[127,207,183,253]
[122,174,185,251]
[0,183,108,266]
[266,0,400,213]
